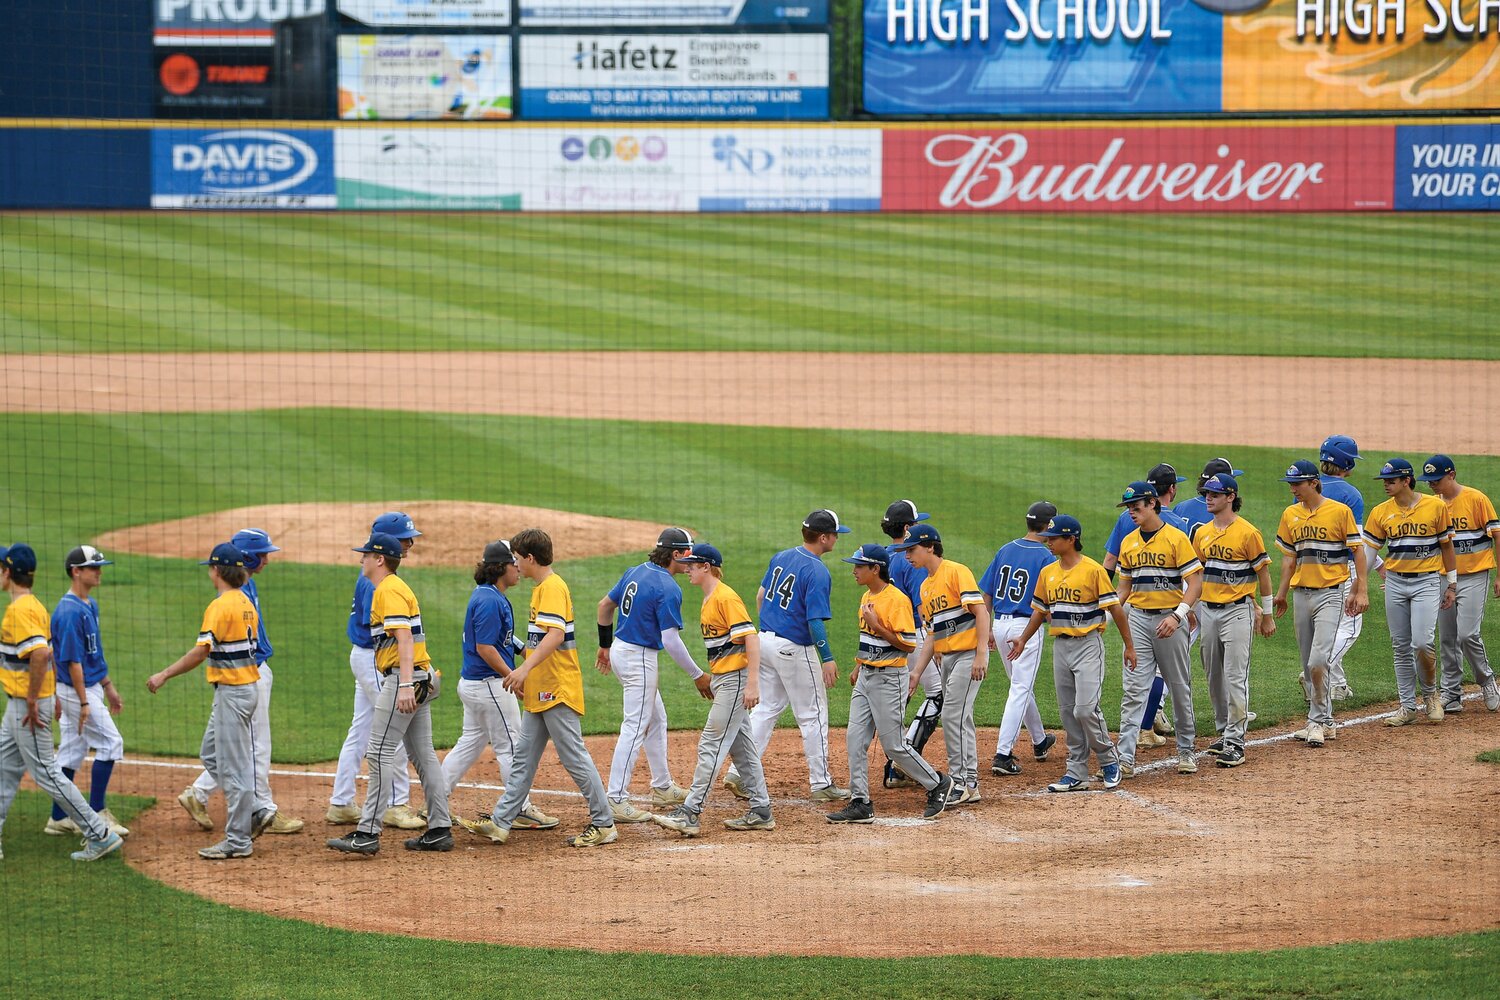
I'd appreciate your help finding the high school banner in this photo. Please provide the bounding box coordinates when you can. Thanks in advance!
[863,0,1500,115]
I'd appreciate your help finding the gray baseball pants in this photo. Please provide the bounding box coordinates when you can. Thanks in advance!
[1326,579,1362,692]
[1052,634,1117,782]
[1199,601,1253,748]
[0,694,111,843]
[1385,572,1441,709]
[1295,586,1344,727]
[848,664,940,802]
[359,668,449,835]
[1440,570,1494,702]
[491,703,612,831]
[683,670,770,815]
[200,681,260,852]
[1119,607,1194,763]
[938,648,984,788]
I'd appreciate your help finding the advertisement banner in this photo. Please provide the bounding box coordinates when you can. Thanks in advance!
[156,46,276,116]
[339,35,512,118]
[694,128,882,210]
[519,33,829,119]
[152,128,336,208]
[525,128,692,210]
[863,0,1500,115]
[337,0,512,26]
[336,128,523,208]
[519,0,829,25]
[1396,124,1500,211]
[881,125,1394,212]
[154,0,326,45]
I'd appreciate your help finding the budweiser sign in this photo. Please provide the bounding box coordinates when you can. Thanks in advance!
[882,126,1394,212]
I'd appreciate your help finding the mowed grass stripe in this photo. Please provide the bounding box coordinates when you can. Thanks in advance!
[3,213,1498,355]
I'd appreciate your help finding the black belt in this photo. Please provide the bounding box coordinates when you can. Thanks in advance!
[1391,570,1431,579]
[1294,583,1342,591]
[1132,606,1175,615]
[1204,597,1251,610]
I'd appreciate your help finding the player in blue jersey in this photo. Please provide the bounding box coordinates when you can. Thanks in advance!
[327,512,424,829]
[981,502,1060,776]
[1312,434,1370,705]
[878,499,943,789]
[596,527,710,824]
[1175,458,1246,536]
[725,509,851,802]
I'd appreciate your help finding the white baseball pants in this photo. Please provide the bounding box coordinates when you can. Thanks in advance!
[606,640,674,802]
[331,646,411,809]
[442,675,534,813]
[991,616,1045,756]
[53,682,125,770]
[732,631,835,792]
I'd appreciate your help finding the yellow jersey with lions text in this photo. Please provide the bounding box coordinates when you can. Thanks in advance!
[920,560,984,653]
[1192,518,1269,605]
[1276,499,1360,589]
[1,594,53,698]
[1033,557,1119,638]
[524,572,583,714]
[1118,524,1202,609]
[1440,486,1500,575]
[1363,495,1452,575]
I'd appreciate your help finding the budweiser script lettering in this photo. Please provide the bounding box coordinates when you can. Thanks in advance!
[925,134,1326,207]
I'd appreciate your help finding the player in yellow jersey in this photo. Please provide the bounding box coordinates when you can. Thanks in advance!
[1363,458,1457,726]
[1007,516,1136,792]
[1191,475,1274,769]
[327,532,452,855]
[1418,455,1500,713]
[827,544,957,824]
[895,524,991,804]
[480,528,616,848]
[1114,481,1203,776]
[1273,460,1370,748]
[653,544,778,837]
[148,543,266,859]
[0,543,122,862]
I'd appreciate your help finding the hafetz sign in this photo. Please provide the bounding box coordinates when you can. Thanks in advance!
[881,125,1394,211]
[155,0,328,45]
[152,127,336,208]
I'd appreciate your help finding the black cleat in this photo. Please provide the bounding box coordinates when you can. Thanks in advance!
[326,830,381,856]
[1216,746,1246,768]
[923,774,955,820]
[826,799,876,824]
[403,827,454,852]
[991,752,1021,776]
[1031,733,1057,761]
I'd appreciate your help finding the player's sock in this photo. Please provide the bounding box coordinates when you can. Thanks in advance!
[89,759,116,813]
[1140,677,1165,730]
[53,768,77,821]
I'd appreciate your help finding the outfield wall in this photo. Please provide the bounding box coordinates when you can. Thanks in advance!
[4,118,1498,211]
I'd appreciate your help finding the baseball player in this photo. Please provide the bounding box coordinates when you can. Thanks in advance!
[724,509,851,802]
[980,502,1058,777]
[1318,435,1370,701]
[327,531,452,855]
[47,545,129,839]
[1419,455,1500,713]
[895,524,991,802]
[1114,481,1203,776]
[327,512,424,831]
[1191,475,1275,768]
[879,500,941,789]
[0,543,122,862]
[1173,458,1246,535]
[447,540,558,840]
[653,543,779,836]
[479,528,617,849]
[1273,460,1369,748]
[181,528,303,837]
[1362,458,1457,726]
[146,542,265,860]
[596,528,708,824]
[1006,516,1135,793]
[826,543,957,823]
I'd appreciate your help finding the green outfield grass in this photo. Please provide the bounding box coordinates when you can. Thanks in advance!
[2,408,1495,762]
[5,791,1498,999]
[3,212,1499,356]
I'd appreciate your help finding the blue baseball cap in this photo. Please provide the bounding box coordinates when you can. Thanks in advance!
[371,511,421,540]
[678,543,723,567]
[1280,460,1320,483]
[1374,458,1415,480]
[891,523,940,551]
[201,542,247,568]
[1417,455,1455,482]
[1202,473,1239,495]
[353,532,404,559]
[1117,481,1159,506]
[1319,435,1363,470]
[842,543,891,567]
[1038,515,1083,539]
[2,543,38,575]
[803,509,851,535]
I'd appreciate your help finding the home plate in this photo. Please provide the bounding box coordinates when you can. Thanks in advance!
[1108,874,1151,888]
[873,817,933,828]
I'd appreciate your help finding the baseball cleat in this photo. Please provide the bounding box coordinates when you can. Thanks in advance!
[457,816,509,843]
[1137,729,1167,749]
[1101,763,1122,790]
[1484,679,1500,712]
[1118,762,1135,779]
[723,809,775,832]
[381,805,426,830]
[1385,707,1422,727]
[991,752,1021,776]
[922,775,955,819]
[249,809,275,840]
[268,812,304,835]
[955,785,981,805]
[197,842,253,861]
[810,784,850,802]
[44,816,80,837]
[1443,698,1463,715]
[403,827,454,852]
[609,800,655,824]
[1205,740,1225,757]
[1331,683,1353,702]
[1153,711,1173,737]
[722,772,749,800]
[567,824,619,848]
[1177,752,1198,774]
[1031,733,1057,761]
[826,799,875,824]
[71,831,123,863]
[99,809,130,839]
[326,831,381,855]
[651,808,701,837]
[1216,745,1246,768]
[649,783,689,809]
[1046,775,1093,793]
[177,788,213,831]
[325,803,360,825]
[1305,723,1325,748]
[513,804,560,830]
[883,761,917,788]
[1425,692,1445,722]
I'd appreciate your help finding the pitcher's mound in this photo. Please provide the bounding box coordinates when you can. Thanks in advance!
[95,502,682,566]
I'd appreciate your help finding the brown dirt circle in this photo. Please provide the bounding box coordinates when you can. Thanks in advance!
[94,502,686,566]
[110,706,1500,959]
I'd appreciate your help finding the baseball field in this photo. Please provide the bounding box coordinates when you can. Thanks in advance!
[3,211,1500,997]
